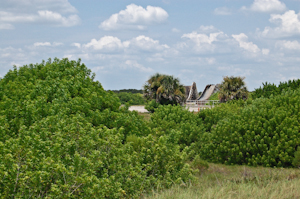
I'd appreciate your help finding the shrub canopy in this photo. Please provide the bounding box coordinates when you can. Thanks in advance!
[0,58,193,198]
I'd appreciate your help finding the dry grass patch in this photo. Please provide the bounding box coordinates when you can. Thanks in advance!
[138,112,151,121]
[143,163,300,199]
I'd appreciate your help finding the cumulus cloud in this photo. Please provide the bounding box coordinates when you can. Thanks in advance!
[172,28,180,33]
[232,33,260,53]
[0,10,80,27]
[34,42,52,47]
[213,7,232,15]
[124,35,169,52]
[178,26,229,54]
[0,23,14,29]
[99,4,168,30]
[262,48,270,55]
[1,0,77,14]
[261,10,300,38]
[182,31,223,45]
[84,35,170,54]
[37,10,80,26]
[276,40,300,50]
[33,42,63,47]
[72,43,81,48]
[243,0,286,13]
[84,36,124,52]
[0,0,80,28]
[124,60,153,72]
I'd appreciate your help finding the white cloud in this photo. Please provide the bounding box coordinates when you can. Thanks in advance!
[276,40,300,50]
[72,43,81,48]
[232,33,260,53]
[34,42,52,47]
[124,35,169,52]
[249,0,286,12]
[0,23,14,29]
[197,25,218,33]
[213,7,232,15]
[178,27,229,54]
[262,48,270,55]
[124,60,153,72]
[99,4,168,30]
[0,0,80,28]
[33,42,63,47]
[261,10,300,37]
[172,28,180,33]
[84,36,124,52]
[2,0,77,14]
[182,31,223,45]
[0,11,36,23]
[37,10,80,27]
[0,10,80,27]
[84,35,170,54]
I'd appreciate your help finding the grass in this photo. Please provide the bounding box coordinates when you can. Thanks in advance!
[138,112,151,121]
[143,163,300,199]
[208,92,219,100]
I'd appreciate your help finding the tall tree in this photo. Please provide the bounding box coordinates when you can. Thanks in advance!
[218,76,248,102]
[143,73,186,105]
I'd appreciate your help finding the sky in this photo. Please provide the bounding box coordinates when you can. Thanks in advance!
[1,0,300,91]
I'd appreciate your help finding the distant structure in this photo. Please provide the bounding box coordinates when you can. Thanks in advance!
[185,82,199,101]
[185,83,219,102]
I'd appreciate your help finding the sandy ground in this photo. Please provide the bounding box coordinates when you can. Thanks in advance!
[128,105,213,113]
[128,105,149,113]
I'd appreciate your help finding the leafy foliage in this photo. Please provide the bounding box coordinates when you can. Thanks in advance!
[0,58,194,198]
[143,73,185,105]
[110,89,143,94]
[292,147,300,168]
[199,88,300,167]
[252,79,300,100]
[218,76,248,102]
[198,100,248,132]
[115,92,146,105]
[150,105,205,149]
[145,99,160,113]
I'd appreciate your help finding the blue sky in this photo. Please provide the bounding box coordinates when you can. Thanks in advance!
[1,0,300,91]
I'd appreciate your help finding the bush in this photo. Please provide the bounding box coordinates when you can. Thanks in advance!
[145,100,160,113]
[150,105,205,150]
[191,155,209,173]
[0,58,194,198]
[292,147,300,168]
[115,92,146,105]
[252,79,300,100]
[198,99,248,132]
[199,89,300,167]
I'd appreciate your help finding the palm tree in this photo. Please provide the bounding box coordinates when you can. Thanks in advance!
[218,76,248,102]
[143,73,185,105]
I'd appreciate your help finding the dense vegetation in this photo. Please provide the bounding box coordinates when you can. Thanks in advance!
[109,89,146,105]
[0,58,193,198]
[1,58,299,198]
[199,90,300,167]
[218,76,248,102]
[143,73,185,112]
[115,92,145,105]
[110,89,143,94]
[252,79,300,99]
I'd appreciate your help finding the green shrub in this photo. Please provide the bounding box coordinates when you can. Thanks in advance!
[145,100,160,113]
[292,147,300,168]
[191,155,209,173]
[199,89,300,167]
[252,79,300,100]
[150,105,205,150]
[198,99,248,132]
[0,58,194,198]
[115,92,146,105]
